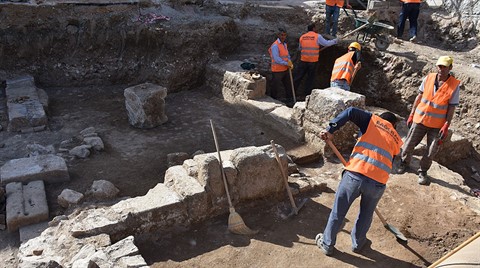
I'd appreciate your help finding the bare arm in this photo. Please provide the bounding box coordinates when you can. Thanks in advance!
[445,105,455,126]
[409,93,422,116]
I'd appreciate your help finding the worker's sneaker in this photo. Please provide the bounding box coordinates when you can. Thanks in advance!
[396,161,407,174]
[315,233,333,256]
[409,35,417,42]
[352,239,372,254]
[418,172,430,185]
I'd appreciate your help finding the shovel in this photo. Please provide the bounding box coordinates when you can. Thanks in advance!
[270,140,307,218]
[210,120,258,235]
[326,139,408,242]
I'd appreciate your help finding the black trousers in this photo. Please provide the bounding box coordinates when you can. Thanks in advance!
[293,61,317,97]
[271,70,293,103]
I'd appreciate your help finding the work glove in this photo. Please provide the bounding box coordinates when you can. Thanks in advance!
[439,123,449,140]
[288,60,294,70]
[406,114,414,128]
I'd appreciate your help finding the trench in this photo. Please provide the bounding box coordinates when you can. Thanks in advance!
[1,0,480,266]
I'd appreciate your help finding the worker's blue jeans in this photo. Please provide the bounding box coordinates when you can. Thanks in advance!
[322,170,386,251]
[397,3,420,39]
[330,79,350,91]
[325,5,340,37]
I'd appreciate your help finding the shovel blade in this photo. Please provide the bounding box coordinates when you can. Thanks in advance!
[385,224,408,242]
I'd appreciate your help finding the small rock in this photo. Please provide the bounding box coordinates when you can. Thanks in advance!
[33,249,43,256]
[471,173,480,183]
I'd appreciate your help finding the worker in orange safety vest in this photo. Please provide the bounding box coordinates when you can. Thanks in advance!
[397,56,461,185]
[325,0,351,38]
[397,0,422,42]
[293,23,337,98]
[315,107,402,256]
[330,42,362,91]
[268,27,294,107]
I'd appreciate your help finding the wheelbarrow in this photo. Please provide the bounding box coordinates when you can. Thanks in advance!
[343,8,394,51]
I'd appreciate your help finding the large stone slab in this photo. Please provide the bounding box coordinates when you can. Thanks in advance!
[71,183,187,241]
[0,154,70,185]
[6,180,49,232]
[5,76,47,132]
[303,87,366,154]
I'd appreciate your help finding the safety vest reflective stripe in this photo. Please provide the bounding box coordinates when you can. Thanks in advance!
[326,0,344,7]
[402,0,421,3]
[300,32,319,62]
[355,141,393,162]
[345,114,403,184]
[268,40,289,72]
[350,152,392,174]
[413,73,460,128]
[330,52,355,83]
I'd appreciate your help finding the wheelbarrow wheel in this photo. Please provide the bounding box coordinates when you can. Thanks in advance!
[375,35,390,51]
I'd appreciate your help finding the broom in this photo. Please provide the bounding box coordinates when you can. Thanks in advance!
[210,120,258,235]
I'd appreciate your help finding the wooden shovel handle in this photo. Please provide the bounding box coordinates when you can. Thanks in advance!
[270,140,298,213]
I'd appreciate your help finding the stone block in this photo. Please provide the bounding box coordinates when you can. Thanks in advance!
[5,76,47,132]
[6,181,49,232]
[1,154,69,185]
[124,83,168,129]
[303,87,365,154]
[19,221,49,243]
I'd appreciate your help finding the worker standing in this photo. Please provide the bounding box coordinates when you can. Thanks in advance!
[315,107,403,256]
[397,56,461,185]
[268,27,294,107]
[397,0,421,42]
[330,42,362,91]
[293,23,337,98]
[325,0,351,38]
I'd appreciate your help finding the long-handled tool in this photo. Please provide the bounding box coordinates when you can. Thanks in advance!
[270,140,307,218]
[326,139,408,242]
[288,68,296,104]
[210,120,258,235]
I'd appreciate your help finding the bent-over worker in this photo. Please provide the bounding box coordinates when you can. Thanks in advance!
[316,107,403,256]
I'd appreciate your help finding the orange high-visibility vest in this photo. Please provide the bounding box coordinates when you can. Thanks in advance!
[413,73,460,128]
[268,39,289,72]
[346,115,403,184]
[326,0,344,7]
[330,51,355,84]
[300,31,320,62]
[402,0,421,3]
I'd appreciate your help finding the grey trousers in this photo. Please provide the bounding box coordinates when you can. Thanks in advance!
[401,122,441,173]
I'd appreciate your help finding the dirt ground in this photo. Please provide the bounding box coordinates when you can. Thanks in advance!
[1,1,480,267]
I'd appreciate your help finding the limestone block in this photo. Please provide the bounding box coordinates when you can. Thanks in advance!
[0,154,69,185]
[182,159,198,177]
[58,189,84,208]
[6,181,49,232]
[71,183,186,239]
[164,166,209,221]
[304,87,366,153]
[69,144,91,158]
[124,83,168,129]
[5,76,47,132]
[230,145,284,201]
[83,136,104,151]
[86,180,119,200]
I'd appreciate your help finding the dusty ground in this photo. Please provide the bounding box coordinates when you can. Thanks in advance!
[1,1,480,267]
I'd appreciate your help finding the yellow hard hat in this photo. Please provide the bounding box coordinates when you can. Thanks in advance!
[348,42,361,51]
[436,56,453,67]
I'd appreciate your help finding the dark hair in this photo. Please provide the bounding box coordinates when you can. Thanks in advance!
[379,112,398,125]
[278,27,287,33]
[307,23,315,31]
